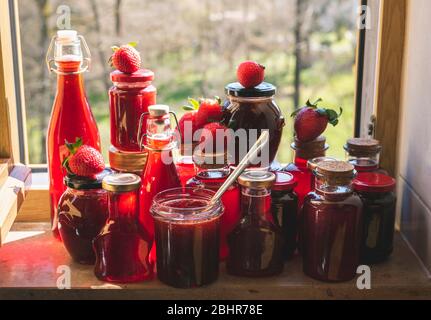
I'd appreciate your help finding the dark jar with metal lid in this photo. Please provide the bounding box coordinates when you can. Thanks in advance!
[223,82,285,168]
[344,138,387,174]
[353,173,397,264]
[94,173,154,283]
[227,171,284,277]
[271,172,298,260]
[302,161,363,282]
[57,169,111,265]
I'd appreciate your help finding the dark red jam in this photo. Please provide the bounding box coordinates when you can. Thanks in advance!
[354,173,397,264]
[152,189,223,288]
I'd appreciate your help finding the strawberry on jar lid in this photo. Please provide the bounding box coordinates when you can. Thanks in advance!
[353,173,396,193]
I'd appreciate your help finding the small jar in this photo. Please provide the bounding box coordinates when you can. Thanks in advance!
[227,171,284,277]
[58,170,110,265]
[271,172,298,260]
[307,156,337,190]
[344,138,387,174]
[353,173,397,264]
[109,69,157,152]
[94,174,153,283]
[152,188,224,288]
[302,161,363,282]
[224,82,285,168]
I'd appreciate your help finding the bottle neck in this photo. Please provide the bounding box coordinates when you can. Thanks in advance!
[55,60,85,94]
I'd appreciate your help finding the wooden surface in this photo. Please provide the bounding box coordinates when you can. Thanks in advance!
[0,223,430,300]
[374,0,407,177]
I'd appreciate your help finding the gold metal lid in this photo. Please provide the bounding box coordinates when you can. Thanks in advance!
[307,156,337,171]
[109,146,147,175]
[344,138,382,157]
[102,173,141,192]
[238,170,276,189]
[291,136,329,160]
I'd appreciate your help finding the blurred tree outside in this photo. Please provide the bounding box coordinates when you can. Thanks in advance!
[18,0,358,164]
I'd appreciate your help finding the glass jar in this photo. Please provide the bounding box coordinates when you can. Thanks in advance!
[94,174,153,283]
[109,69,157,152]
[187,151,241,261]
[58,170,110,265]
[285,136,329,207]
[227,171,284,277]
[353,173,397,264]
[302,161,363,282]
[223,82,285,168]
[152,188,224,288]
[344,138,388,174]
[271,172,298,260]
[307,157,337,190]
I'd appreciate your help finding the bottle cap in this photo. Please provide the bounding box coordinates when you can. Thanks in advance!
[238,170,276,189]
[149,105,170,117]
[307,156,337,171]
[273,172,297,192]
[64,169,113,190]
[291,136,329,160]
[56,30,78,44]
[225,82,276,98]
[102,173,141,193]
[353,173,396,193]
[316,160,356,184]
[110,69,154,83]
[344,138,382,157]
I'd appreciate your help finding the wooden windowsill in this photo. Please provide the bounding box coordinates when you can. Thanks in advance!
[0,223,430,300]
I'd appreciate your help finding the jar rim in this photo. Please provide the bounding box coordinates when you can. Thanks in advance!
[151,188,224,223]
[353,173,396,193]
[225,82,276,98]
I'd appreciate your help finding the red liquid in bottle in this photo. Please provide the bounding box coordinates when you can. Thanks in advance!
[94,174,153,283]
[47,59,101,239]
[176,155,196,187]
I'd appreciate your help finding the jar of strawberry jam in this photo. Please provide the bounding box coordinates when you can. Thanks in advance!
[353,173,397,264]
[152,188,224,288]
[344,138,387,174]
[227,171,284,277]
[58,170,111,265]
[223,82,285,168]
[302,161,363,282]
[94,173,153,283]
[109,69,157,152]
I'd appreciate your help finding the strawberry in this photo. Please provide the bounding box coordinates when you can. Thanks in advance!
[291,98,343,142]
[109,42,141,74]
[62,138,105,178]
[199,122,230,153]
[237,61,266,88]
[184,97,223,129]
[177,111,198,143]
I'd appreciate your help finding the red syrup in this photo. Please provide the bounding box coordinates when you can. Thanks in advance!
[176,155,197,187]
[109,70,157,152]
[187,169,241,260]
[94,174,153,283]
[152,188,223,288]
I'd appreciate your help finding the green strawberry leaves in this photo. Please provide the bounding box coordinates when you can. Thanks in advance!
[62,137,83,174]
[291,98,343,127]
[182,98,200,111]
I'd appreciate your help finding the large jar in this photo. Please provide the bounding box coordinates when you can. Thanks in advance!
[58,170,110,265]
[302,161,363,282]
[353,173,397,264]
[109,69,157,152]
[223,82,285,168]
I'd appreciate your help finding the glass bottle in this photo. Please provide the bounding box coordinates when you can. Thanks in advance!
[227,171,284,277]
[152,188,224,288]
[58,170,111,265]
[176,141,198,187]
[223,82,285,169]
[46,30,101,239]
[186,151,241,261]
[109,69,157,152]
[344,138,388,174]
[94,173,153,283]
[271,172,298,260]
[353,173,397,264]
[138,105,181,261]
[302,161,363,282]
[285,136,329,208]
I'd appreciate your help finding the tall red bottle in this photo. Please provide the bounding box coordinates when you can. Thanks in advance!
[46,30,101,238]
[138,105,181,262]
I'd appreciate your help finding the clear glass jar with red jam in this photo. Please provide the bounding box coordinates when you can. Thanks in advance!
[344,138,388,174]
[302,161,363,282]
[227,171,284,277]
[353,173,397,264]
[187,151,240,261]
[94,174,153,283]
[58,170,111,265]
[152,188,224,288]
[109,69,157,152]
[271,172,298,260]
[285,136,329,207]
[223,82,285,168]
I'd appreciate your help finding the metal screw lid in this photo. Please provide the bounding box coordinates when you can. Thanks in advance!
[238,170,276,189]
[102,173,141,193]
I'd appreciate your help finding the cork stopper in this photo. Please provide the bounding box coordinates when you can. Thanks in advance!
[291,136,329,160]
[344,138,382,157]
[109,146,147,175]
[193,149,228,170]
[307,156,337,171]
[316,160,356,185]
